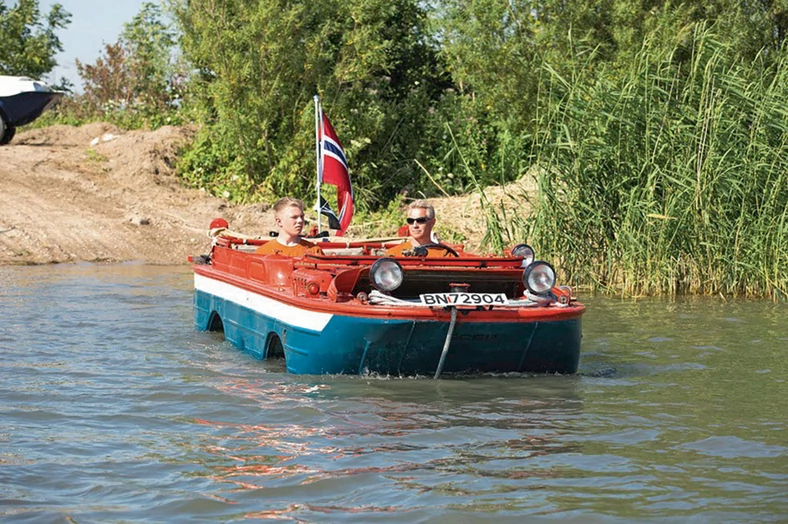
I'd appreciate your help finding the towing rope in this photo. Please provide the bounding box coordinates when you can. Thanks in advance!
[434,307,458,379]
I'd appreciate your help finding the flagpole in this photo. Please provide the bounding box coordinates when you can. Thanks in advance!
[314,95,322,233]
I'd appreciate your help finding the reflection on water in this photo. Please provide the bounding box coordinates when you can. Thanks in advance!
[1,264,786,522]
[193,377,584,508]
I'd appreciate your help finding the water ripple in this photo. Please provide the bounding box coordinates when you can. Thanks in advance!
[1,265,786,522]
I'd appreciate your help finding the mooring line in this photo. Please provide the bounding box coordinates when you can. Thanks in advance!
[434,307,458,379]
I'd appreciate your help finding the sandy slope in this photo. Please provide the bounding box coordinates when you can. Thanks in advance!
[0,123,275,265]
[0,123,534,265]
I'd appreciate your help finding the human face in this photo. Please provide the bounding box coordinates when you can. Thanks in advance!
[277,205,305,239]
[407,208,434,245]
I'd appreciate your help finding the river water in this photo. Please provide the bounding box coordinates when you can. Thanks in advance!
[1,264,786,523]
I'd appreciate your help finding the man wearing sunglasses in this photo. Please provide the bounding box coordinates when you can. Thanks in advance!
[385,200,456,257]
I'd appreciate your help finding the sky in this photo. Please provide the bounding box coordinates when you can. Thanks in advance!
[42,0,150,89]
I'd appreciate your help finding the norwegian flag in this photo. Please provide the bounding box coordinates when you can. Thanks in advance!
[319,109,353,235]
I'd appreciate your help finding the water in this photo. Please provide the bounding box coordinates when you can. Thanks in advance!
[1,264,786,523]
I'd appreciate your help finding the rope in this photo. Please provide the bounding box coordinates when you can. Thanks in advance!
[434,307,458,379]
[208,227,263,240]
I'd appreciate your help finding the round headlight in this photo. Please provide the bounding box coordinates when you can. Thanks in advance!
[511,243,535,267]
[523,261,556,295]
[369,258,404,292]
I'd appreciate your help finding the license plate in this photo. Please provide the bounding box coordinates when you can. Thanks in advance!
[419,293,509,307]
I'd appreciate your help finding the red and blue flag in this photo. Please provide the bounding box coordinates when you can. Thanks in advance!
[319,110,353,235]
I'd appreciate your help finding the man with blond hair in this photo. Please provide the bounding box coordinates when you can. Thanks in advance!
[385,200,454,257]
[254,197,324,256]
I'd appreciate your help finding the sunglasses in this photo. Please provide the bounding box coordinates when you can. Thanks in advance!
[406,217,431,225]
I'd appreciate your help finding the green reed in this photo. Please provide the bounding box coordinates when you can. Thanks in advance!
[493,24,788,298]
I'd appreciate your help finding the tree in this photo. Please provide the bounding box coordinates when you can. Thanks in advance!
[0,0,71,78]
[175,0,447,205]
[119,2,177,107]
[76,2,181,124]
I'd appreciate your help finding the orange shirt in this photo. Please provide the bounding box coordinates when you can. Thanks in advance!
[254,238,324,256]
[385,240,455,258]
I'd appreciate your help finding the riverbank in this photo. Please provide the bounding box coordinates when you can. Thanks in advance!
[0,123,532,265]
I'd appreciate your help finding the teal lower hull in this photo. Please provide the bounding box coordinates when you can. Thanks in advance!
[195,289,582,376]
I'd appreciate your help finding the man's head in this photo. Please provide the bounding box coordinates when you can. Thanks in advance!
[273,197,306,239]
[406,200,436,245]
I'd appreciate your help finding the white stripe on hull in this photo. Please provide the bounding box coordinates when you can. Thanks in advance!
[194,274,333,332]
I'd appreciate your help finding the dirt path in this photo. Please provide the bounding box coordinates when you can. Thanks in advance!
[0,123,277,265]
[0,123,533,265]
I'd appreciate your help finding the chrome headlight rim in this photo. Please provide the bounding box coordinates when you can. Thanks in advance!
[369,257,404,292]
[523,261,556,296]
[511,243,535,267]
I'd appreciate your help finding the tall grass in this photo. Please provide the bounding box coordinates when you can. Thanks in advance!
[492,24,787,299]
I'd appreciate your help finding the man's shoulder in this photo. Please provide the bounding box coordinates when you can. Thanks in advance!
[385,239,411,256]
[298,238,324,254]
[254,240,277,254]
[255,238,323,256]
